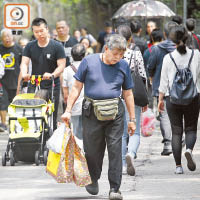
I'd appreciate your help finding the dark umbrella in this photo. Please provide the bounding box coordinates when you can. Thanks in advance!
[112,0,175,19]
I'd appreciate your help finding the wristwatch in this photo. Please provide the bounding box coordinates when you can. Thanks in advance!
[129,118,136,123]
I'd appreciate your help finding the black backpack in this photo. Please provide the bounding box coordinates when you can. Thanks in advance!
[169,50,197,105]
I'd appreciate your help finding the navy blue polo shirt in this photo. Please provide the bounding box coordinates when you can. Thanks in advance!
[74,53,133,100]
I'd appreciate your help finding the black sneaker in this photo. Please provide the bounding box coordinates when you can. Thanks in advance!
[85,181,99,195]
[161,149,172,156]
[109,188,123,200]
[161,142,172,156]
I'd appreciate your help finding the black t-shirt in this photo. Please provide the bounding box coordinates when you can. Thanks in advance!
[0,44,22,89]
[97,31,107,52]
[132,35,148,56]
[23,39,65,89]
[55,36,78,67]
[97,31,114,52]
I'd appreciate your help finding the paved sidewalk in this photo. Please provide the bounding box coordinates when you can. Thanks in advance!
[0,123,200,200]
[127,126,200,200]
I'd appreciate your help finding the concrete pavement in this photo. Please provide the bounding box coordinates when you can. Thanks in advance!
[0,124,200,200]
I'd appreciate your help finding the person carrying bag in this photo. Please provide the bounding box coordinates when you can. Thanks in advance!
[158,25,200,174]
[130,50,149,107]
[46,123,92,187]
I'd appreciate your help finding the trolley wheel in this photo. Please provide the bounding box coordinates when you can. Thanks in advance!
[10,152,15,166]
[2,152,7,166]
[35,151,40,166]
[43,150,48,166]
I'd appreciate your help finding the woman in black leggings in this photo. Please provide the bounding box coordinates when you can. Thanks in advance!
[158,25,200,174]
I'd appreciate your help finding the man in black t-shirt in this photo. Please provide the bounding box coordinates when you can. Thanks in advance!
[55,20,78,118]
[0,29,22,131]
[130,20,148,56]
[19,18,66,130]
[56,20,78,67]
[96,21,113,53]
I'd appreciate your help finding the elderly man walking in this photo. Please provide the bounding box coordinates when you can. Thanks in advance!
[0,29,22,131]
[61,34,136,200]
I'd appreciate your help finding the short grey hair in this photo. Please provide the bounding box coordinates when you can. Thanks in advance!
[1,29,13,37]
[71,43,86,61]
[105,34,127,51]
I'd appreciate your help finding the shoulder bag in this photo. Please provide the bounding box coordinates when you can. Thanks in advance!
[130,50,149,107]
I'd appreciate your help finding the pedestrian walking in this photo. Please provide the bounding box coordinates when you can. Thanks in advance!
[63,44,86,139]
[0,29,23,131]
[116,24,147,176]
[56,20,78,67]
[80,37,94,55]
[148,21,177,156]
[185,18,200,51]
[80,27,97,49]
[143,28,164,111]
[19,18,66,131]
[18,37,29,49]
[96,21,113,53]
[61,34,136,200]
[146,20,157,49]
[158,25,200,174]
[55,20,78,121]
[17,37,32,94]
[130,20,148,56]
[172,15,183,25]
[73,29,81,42]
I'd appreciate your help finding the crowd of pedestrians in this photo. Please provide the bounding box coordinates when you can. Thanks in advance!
[0,15,200,200]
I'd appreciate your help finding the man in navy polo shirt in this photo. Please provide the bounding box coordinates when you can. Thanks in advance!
[61,34,136,200]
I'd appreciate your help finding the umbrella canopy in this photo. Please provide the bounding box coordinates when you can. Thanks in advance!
[112,0,175,19]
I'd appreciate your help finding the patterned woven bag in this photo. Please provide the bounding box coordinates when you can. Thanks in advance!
[72,136,92,187]
[46,127,73,183]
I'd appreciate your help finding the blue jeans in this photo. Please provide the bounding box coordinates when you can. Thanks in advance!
[122,101,141,167]
[71,115,83,139]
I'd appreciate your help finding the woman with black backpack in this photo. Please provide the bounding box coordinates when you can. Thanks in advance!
[158,25,200,174]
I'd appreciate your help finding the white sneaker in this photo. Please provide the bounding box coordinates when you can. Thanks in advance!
[125,153,135,176]
[185,149,196,171]
[175,166,184,174]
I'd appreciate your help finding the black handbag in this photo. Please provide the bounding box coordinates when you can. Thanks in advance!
[130,51,149,107]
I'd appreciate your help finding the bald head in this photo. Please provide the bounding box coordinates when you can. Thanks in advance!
[1,29,14,47]
[56,20,68,27]
[56,20,69,41]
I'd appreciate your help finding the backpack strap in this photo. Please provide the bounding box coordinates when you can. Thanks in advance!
[169,49,194,71]
[70,64,78,73]
[188,49,194,68]
[128,51,134,67]
[169,53,179,71]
